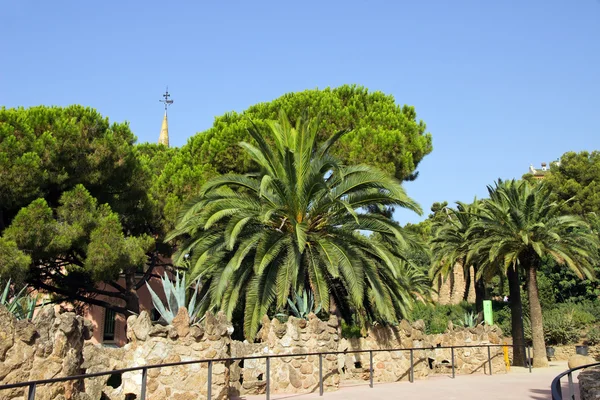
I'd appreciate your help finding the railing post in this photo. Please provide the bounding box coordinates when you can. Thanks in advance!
[487,345,492,375]
[568,371,575,400]
[140,367,148,400]
[207,361,213,400]
[369,351,374,388]
[451,346,455,379]
[409,349,414,383]
[27,383,36,400]
[319,354,324,396]
[266,357,270,400]
[526,346,532,373]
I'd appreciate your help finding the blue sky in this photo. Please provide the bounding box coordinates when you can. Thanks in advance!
[1,0,599,224]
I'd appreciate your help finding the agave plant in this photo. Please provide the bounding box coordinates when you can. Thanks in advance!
[279,290,322,320]
[458,311,479,328]
[1,279,39,320]
[145,272,205,324]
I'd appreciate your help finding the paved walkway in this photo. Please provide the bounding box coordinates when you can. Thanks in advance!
[237,361,579,400]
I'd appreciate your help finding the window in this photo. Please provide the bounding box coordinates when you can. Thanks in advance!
[103,308,116,341]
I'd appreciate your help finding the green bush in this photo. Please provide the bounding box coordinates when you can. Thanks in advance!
[341,320,362,339]
[543,308,580,345]
[408,302,474,334]
[586,326,600,346]
[576,300,600,321]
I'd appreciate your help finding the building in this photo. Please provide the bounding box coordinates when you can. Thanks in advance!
[527,160,559,180]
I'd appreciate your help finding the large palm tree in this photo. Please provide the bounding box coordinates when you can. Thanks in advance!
[470,180,598,368]
[167,111,430,339]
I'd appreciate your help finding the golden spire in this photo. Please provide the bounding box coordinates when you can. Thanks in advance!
[158,111,169,146]
[158,87,173,147]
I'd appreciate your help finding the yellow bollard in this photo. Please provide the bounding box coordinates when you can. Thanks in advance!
[503,341,511,372]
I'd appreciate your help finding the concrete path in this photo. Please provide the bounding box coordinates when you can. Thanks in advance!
[237,361,579,400]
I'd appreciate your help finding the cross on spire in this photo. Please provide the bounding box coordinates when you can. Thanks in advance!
[159,87,174,112]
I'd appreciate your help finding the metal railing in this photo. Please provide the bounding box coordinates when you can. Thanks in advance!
[0,343,527,400]
[551,361,600,400]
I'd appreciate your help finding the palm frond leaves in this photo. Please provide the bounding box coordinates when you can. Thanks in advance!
[168,110,429,339]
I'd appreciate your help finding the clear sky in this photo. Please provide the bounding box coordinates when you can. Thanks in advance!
[1,0,599,224]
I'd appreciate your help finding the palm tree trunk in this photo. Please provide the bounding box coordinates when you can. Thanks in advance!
[474,277,485,314]
[527,265,548,368]
[507,266,526,367]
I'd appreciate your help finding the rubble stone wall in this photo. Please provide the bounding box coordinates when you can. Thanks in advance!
[0,305,91,400]
[82,308,233,400]
[579,366,600,400]
[0,303,510,399]
[338,320,507,384]
[230,314,340,397]
[547,345,599,361]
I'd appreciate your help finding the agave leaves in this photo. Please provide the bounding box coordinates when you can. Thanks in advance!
[1,279,40,320]
[145,272,205,324]
[167,110,429,340]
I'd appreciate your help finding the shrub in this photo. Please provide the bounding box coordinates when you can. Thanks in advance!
[586,326,600,346]
[554,303,596,329]
[577,300,600,321]
[543,308,580,345]
[341,321,362,339]
[408,302,474,334]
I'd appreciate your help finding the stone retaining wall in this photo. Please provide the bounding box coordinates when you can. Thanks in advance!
[0,304,511,399]
[339,320,507,385]
[579,366,600,400]
[547,345,599,361]
[82,308,233,400]
[0,305,91,400]
[230,314,340,397]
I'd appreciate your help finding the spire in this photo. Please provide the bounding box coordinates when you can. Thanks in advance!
[159,111,169,146]
[158,87,173,147]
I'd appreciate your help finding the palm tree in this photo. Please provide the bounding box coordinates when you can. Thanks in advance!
[430,200,486,312]
[167,111,430,340]
[470,180,599,368]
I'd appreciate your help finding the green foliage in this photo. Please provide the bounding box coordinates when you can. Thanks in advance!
[0,105,156,233]
[3,185,153,282]
[279,290,322,320]
[542,308,581,345]
[470,179,600,361]
[408,302,474,334]
[168,111,431,340]
[341,320,362,338]
[543,151,600,216]
[1,279,39,320]
[459,311,479,328]
[586,326,600,346]
[157,85,432,229]
[492,303,513,337]
[145,272,204,324]
[0,106,164,314]
[553,303,596,329]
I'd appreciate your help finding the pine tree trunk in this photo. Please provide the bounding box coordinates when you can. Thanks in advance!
[507,266,526,367]
[124,270,141,315]
[527,265,548,368]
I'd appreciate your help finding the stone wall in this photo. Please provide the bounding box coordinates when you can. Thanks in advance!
[82,308,233,400]
[1,303,511,399]
[0,305,91,400]
[546,345,599,361]
[579,366,600,400]
[338,320,507,384]
[230,314,340,397]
